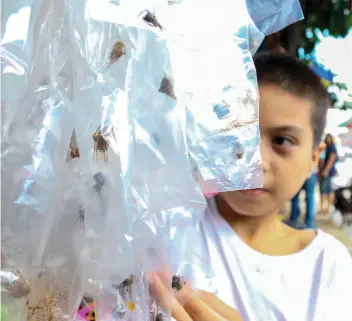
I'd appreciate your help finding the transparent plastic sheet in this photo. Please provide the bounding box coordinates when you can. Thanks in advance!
[156,0,264,194]
[77,2,213,318]
[1,1,84,320]
[84,0,264,195]
[1,1,294,321]
[245,0,304,36]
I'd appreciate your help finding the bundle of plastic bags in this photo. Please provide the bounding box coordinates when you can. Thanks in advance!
[1,0,303,320]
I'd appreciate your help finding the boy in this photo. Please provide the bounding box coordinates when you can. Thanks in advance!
[151,53,352,321]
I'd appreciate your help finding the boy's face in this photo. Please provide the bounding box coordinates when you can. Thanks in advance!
[219,83,323,217]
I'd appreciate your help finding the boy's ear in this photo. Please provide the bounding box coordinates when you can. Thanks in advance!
[311,142,326,171]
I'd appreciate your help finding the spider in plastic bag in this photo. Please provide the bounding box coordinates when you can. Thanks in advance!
[92,126,108,163]
[69,129,80,159]
[171,275,186,291]
[93,172,105,196]
[75,206,85,231]
[111,275,136,312]
[138,10,163,30]
[108,37,126,67]
[159,76,176,100]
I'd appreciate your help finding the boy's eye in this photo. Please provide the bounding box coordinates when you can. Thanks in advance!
[272,136,295,147]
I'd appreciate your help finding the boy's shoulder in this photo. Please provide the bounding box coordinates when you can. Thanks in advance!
[296,227,352,264]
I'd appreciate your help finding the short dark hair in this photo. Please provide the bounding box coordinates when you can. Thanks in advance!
[254,53,330,147]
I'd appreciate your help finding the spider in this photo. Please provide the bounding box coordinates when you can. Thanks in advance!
[159,76,176,100]
[236,152,244,160]
[171,275,185,291]
[70,147,80,159]
[92,126,108,163]
[138,10,163,30]
[93,172,105,194]
[75,206,85,231]
[118,275,135,292]
[69,129,80,159]
[108,37,126,66]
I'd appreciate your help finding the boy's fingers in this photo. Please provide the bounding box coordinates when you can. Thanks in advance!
[149,272,242,321]
[183,293,228,321]
[149,273,193,321]
[197,291,243,321]
[152,270,195,306]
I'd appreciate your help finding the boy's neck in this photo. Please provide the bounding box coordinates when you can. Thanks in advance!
[215,195,284,242]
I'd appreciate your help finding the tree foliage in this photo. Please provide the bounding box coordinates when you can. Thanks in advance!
[297,0,352,57]
[279,0,352,109]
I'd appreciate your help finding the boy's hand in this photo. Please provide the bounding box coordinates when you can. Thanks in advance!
[149,272,243,321]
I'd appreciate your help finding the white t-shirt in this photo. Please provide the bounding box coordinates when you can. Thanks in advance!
[195,198,352,321]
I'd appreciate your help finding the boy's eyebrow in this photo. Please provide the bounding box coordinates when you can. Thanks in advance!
[271,125,305,135]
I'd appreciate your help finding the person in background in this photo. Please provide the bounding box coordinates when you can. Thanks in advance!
[318,148,326,212]
[285,171,318,229]
[319,133,338,213]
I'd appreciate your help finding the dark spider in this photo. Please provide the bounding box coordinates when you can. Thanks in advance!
[159,76,176,100]
[138,10,163,30]
[75,206,85,230]
[171,275,185,291]
[93,172,105,194]
[155,313,164,321]
[151,132,161,146]
[120,276,134,288]
[236,152,244,160]
[112,275,135,292]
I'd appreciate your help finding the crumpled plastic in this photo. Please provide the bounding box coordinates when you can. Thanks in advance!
[245,0,304,36]
[1,0,303,320]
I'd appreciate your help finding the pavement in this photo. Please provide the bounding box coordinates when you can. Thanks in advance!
[316,214,352,254]
[279,200,352,255]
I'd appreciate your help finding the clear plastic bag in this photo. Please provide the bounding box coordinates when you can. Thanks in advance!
[78,4,212,318]
[2,1,84,320]
[155,0,264,194]
[245,0,304,36]
[1,1,298,320]
[84,0,264,195]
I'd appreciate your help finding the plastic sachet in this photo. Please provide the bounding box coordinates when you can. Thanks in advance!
[146,0,264,195]
[245,0,304,36]
[1,1,85,320]
[1,1,207,319]
[77,2,213,318]
[2,1,300,321]
[85,0,264,196]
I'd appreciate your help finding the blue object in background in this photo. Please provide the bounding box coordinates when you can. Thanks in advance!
[310,60,334,83]
[290,173,318,228]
